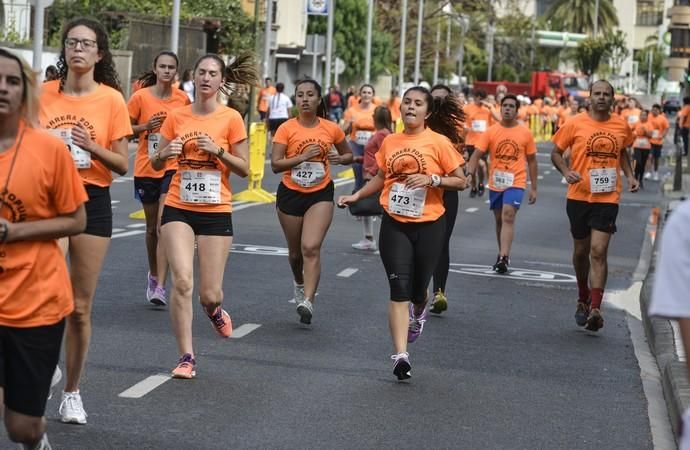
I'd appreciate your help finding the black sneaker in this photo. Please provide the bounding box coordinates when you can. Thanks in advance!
[469,188,478,198]
[491,254,501,271]
[495,256,509,274]
[391,352,411,380]
[478,183,485,196]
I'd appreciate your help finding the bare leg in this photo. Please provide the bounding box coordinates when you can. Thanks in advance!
[300,201,334,302]
[389,301,410,354]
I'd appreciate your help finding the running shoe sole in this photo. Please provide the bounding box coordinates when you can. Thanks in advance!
[297,303,312,324]
[575,302,590,327]
[585,309,604,332]
[149,297,166,306]
[393,359,411,381]
[171,369,196,379]
[429,297,447,314]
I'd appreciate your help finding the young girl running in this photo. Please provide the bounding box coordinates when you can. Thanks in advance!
[271,79,353,324]
[128,51,190,306]
[338,87,467,381]
[39,17,133,424]
[152,53,257,379]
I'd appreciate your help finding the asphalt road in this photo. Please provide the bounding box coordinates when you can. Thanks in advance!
[33,142,667,449]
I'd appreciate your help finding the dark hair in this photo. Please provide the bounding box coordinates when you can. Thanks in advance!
[57,17,122,93]
[589,79,614,96]
[652,103,661,110]
[404,86,465,148]
[473,89,487,99]
[373,106,392,132]
[44,65,58,81]
[501,94,519,107]
[275,82,285,93]
[193,52,258,97]
[683,97,690,105]
[430,84,452,96]
[137,51,179,88]
[359,83,375,95]
[294,78,328,118]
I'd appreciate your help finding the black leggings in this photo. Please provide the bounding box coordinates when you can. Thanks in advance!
[633,148,650,183]
[379,214,446,304]
[433,190,459,293]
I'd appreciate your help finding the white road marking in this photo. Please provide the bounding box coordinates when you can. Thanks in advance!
[230,323,261,338]
[544,170,551,175]
[112,228,125,233]
[537,175,544,180]
[127,223,147,228]
[111,200,121,204]
[112,230,146,239]
[118,374,170,398]
[337,268,358,278]
[465,207,479,213]
[485,200,490,204]
[671,320,687,362]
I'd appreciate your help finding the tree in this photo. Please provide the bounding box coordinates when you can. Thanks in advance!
[572,36,609,78]
[635,35,666,93]
[605,29,629,76]
[545,0,618,35]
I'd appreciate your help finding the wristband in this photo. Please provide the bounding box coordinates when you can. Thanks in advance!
[430,174,442,187]
[217,148,225,158]
[0,222,8,243]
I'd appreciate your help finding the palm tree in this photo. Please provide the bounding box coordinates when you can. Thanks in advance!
[545,0,619,36]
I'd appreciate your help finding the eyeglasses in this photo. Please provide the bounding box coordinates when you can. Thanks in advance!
[64,38,98,50]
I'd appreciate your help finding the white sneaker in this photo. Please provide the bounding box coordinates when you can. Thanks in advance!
[644,171,651,180]
[296,299,313,325]
[20,433,52,450]
[59,391,87,424]
[352,239,377,251]
[293,281,305,304]
[47,366,62,400]
[561,176,567,185]
[653,172,659,181]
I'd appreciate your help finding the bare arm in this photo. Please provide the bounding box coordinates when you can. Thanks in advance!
[328,139,354,165]
[197,136,249,178]
[620,147,639,192]
[337,171,385,206]
[2,206,86,242]
[527,153,538,204]
[72,123,129,176]
[551,145,581,184]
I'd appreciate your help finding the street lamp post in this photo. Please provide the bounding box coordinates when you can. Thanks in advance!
[365,0,373,83]
[414,0,424,84]
[398,0,408,95]
[171,0,180,52]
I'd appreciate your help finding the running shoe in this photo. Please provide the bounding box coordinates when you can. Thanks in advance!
[391,352,411,381]
[34,433,52,450]
[352,239,377,251]
[296,299,313,324]
[149,285,167,306]
[429,290,448,314]
[478,183,485,196]
[495,256,509,274]
[172,353,196,379]
[644,171,651,180]
[469,188,478,198]
[59,391,87,425]
[575,300,591,327]
[561,176,567,184]
[207,306,233,337]
[48,366,62,400]
[653,172,659,181]
[146,272,157,303]
[491,254,501,271]
[293,281,305,304]
[585,308,604,332]
[407,304,427,343]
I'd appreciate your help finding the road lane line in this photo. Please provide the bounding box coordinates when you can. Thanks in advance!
[112,228,125,233]
[337,268,358,278]
[126,223,147,228]
[544,170,551,175]
[231,323,261,338]
[118,374,170,398]
[465,207,478,213]
[112,230,146,239]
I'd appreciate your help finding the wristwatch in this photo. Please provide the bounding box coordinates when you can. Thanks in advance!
[430,174,442,187]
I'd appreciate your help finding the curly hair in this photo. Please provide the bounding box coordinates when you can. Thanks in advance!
[56,17,122,93]
[404,86,465,149]
[138,51,179,89]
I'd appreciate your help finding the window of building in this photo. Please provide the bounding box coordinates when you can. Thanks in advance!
[670,27,690,58]
[637,0,664,26]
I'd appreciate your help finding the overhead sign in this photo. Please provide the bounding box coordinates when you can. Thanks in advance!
[306,0,329,15]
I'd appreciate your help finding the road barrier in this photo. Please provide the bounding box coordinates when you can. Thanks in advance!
[234,122,276,203]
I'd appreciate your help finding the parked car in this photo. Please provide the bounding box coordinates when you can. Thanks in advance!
[663,97,681,115]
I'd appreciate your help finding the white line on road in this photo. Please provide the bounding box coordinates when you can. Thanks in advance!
[537,175,544,180]
[126,223,147,228]
[231,323,262,338]
[544,170,551,175]
[112,230,146,239]
[337,268,358,278]
[111,200,120,204]
[465,207,479,213]
[112,228,125,233]
[118,374,170,398]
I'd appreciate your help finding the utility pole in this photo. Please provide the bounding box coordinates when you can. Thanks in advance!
[398,0,408,95]
[171,0,180,52]
[487,22,495,82]
[593,0,600,36]
[414,0,424,84]
[324,0,335,88]
[262,0,274,80]
[365,0,373,83]
[433,19,441,85]
[32,0,46,70]
[646,50,653,95]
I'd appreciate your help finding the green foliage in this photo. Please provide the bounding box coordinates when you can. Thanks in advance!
[1,19,31,45]
[545,0,618,35]
[634,37,666,93]
[605,30,629,75]
[572,36,609,77]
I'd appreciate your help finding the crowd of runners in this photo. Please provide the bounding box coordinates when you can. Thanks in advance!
[0,15,675,449]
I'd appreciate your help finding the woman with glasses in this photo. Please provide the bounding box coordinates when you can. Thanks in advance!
[39,17,132,424]
[0,49,87,449]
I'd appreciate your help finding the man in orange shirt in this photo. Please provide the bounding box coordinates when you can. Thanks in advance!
[551,80,638,332]
[648,104,669,180]
[678,97,690,157]
[468,94,538,274]
[463,89,493,197]
[257,77,276,121]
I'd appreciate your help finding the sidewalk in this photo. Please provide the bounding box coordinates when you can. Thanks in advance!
[641,170,690,438]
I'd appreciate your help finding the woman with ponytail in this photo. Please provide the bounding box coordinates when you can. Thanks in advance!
[151,53,257,379]
[270,79,353,325]
[128,51,190,307]
[338,86,467,381]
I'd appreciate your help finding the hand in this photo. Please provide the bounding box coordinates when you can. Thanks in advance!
[300,144,322,162]
[628,176,640,192]
[528,187,537,204]
[328,152,343,165]
[0,218,11,243]
[147,116,164,131]
[337,193,359,208]
[164,137,183,159]
[196,135,219,155]
[71,124,95,153]
[404,173,431,189]
[564,170,581,184]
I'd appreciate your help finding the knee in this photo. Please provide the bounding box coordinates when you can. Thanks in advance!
[288,250,303,266]
[301,244,321,260]
[573,243,590,259]
[6,416,44,445]
[590,245,608,263]
[145,223,158,238]
[199,287,223,308]
[172,275,194,297]
[69,300,93,327]
[502,211,516,224]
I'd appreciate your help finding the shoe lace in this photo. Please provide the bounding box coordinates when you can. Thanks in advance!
[210,309,227,328]
[59,393,85,416]
[177,354,195,367]
[391,352,409,361]
[409,317,425,333]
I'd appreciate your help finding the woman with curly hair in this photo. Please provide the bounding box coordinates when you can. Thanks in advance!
[39,17,132,424]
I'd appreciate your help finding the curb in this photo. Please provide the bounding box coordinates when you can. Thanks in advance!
[641,185,690,437]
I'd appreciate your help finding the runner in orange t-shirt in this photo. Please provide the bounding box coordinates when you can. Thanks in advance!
[338,86,467,381]
[632,110,656,188]
[128,51,190,307]
[257,77,276,120]
[38,17,133,424]
[551,80,638,332]
[152,53,256,379]
[270,79,353,324]
[387,89,402,124]
[469,94,538,274]
[463,89,493,197]
[648,103,669,180]
[0,49,87,449]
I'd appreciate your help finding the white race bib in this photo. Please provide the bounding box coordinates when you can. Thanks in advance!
[388,182,427,218]
[48,128,91,169]
[492,170,515,190]
[291,161,326,188]
[147,133,160,157]
[180,170,221,203]
[589,167,617,193]
[354,130,374,146]
[471,120,487,133]
[634,137,650,148]
[651,130,660,139]
[628,115,639,124]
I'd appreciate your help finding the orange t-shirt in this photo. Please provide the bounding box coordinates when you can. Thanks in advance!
[679,105,690,129]
[272,118,346,193]
[347,95,359,109]
[551,112,634,204]
[0,123,88,327]
[475,123,537,191]
[388,97,401,123]
[463,103,493,146]
[651,113,669,145]
[258,86,277,113]
[344,103,376,142]
[39,80,133,187]
[160,105,247,213]
[622,107,642,128]
[128,87,190,177]
[633,121,655,150]
[375,128,464,223]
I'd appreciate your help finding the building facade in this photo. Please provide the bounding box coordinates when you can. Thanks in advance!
[1,0,31,41]
[665,0,690,82]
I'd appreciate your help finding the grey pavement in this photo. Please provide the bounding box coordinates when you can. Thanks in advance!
[24,142,669,449]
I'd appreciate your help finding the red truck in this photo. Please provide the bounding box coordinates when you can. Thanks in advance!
[473,71,589,99]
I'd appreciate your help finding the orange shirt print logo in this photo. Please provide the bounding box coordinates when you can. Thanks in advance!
[178,131,218,170]
[495,139,520,162]
[586,132,618,161]
[387,148,428,179]
[296,138,328,162]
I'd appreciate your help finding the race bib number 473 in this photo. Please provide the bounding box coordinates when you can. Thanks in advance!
[388,183,426,218]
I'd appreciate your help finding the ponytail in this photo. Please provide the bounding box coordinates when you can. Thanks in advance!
[221,52,259,97]
[427,93,465,148]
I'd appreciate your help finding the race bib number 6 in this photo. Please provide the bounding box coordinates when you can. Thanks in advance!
[589,167,617,193]
[388,182,427,218]
[147,133,161,157]
[180,170,221,203]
